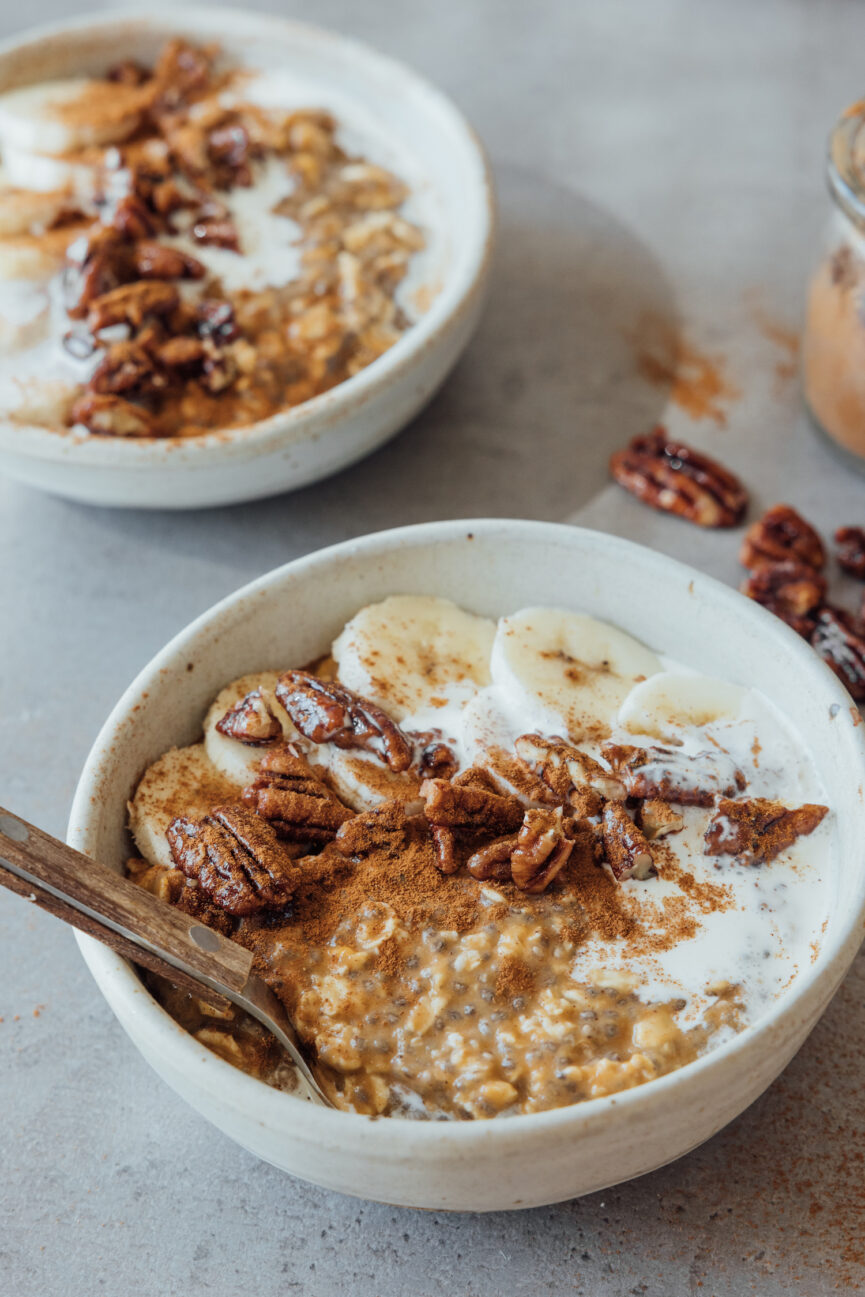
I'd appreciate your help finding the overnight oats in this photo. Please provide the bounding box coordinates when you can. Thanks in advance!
[0,39,428,438]
[128,597,831,1120]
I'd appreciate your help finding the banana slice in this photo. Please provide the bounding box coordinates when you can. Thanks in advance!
[618,672,746,742]
[129,744,242,870]
[1,144,105,198]
[203,671,297,785]
[490,609,661,740]
[333,595,496,722]
[322,750,422,813]
[0,219,90,281]
[0,185,74,237]
[0,376,77,427]
[0,78,145,154]
[0,280,50,350]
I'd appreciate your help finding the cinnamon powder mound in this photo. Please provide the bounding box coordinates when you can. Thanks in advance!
[495,957,535,1001]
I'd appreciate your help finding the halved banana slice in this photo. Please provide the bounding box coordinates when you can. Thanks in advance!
[203,671,297,785]
[0,78,145,154]
[332,595,496,722]
[618,672,746,742]
[0,184,73,237]
[2,143,104,198]
[0,219,90,281]
[0,280,50,350]
[322,749,422,813]
[129,744,242,870]
[490,608,661,740]
[0,376,77,428]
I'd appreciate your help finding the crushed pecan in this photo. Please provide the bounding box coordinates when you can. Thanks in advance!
[430,824,459,874]
[192,215,240,251]
[107,59,150,87]
[216,688,282,745]
[704,796,828,865]
[609,428,748,528]
[635,798,684,840]
[835,526,865,579]
[196,299,239,342]
[70,391,155,437]
[740,504,825,572]
[335,801,409,857]
[466,835,517,881]
[274,671,413,772]
[89,341,164,396]
[601,742,745,805]
[510,808,573,893]
[514,733,626,805]
[110,195,156,241]
[464,808,573,893]
[741,561,827,637]
[243,746,353,845]
[87,279,179,332]
[810,606,865,701]
[166,803,302,915]
[420,777,524,836]
[132,241,205,280]
[601,803,654,881]
[409,731,458,781]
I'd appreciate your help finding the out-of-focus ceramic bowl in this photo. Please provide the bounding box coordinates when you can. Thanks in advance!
[0,9,493,508]
[68,520,865,1209]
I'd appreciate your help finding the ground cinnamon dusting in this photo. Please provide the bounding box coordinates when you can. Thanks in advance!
[629,313,740,427]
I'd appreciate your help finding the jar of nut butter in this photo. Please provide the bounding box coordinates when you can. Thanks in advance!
[802,100,865,464]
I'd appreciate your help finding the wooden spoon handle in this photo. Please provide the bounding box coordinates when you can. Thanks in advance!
[0,807,253,1004]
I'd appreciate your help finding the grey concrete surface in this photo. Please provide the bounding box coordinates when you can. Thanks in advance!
[2,1,865,1293]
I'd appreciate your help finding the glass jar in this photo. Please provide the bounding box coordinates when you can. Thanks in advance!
[802,101,865,464]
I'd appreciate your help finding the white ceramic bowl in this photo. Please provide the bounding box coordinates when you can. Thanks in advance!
[0,10,493,509]
[68,520,865,1209]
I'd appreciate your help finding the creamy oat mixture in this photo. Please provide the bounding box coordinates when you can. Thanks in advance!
[0,40,430,438]
[128,597,831,1120]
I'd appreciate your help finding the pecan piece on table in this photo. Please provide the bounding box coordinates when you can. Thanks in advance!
[601,742,745,806]
[87,279,179,332]
[334,800,409,857]
[514,733,626,806]
[810,606,865,701]
[70,391,155,437]
[167,803,302,916]
[420,776,524,837]
[609,427,747,528]
[741,561,827,637]
[243,746,353,845]
[835,526,865,579]
[704,796,828,865]
[216,688,282,745]
[635,798,684,840]
[133,241,205,280]
[740,504,825,572]
[601,803,654,881]
[274,670,412,772]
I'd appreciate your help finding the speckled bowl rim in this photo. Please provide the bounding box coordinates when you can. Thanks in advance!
[0,7,495,468]
[68,519,865,1168]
